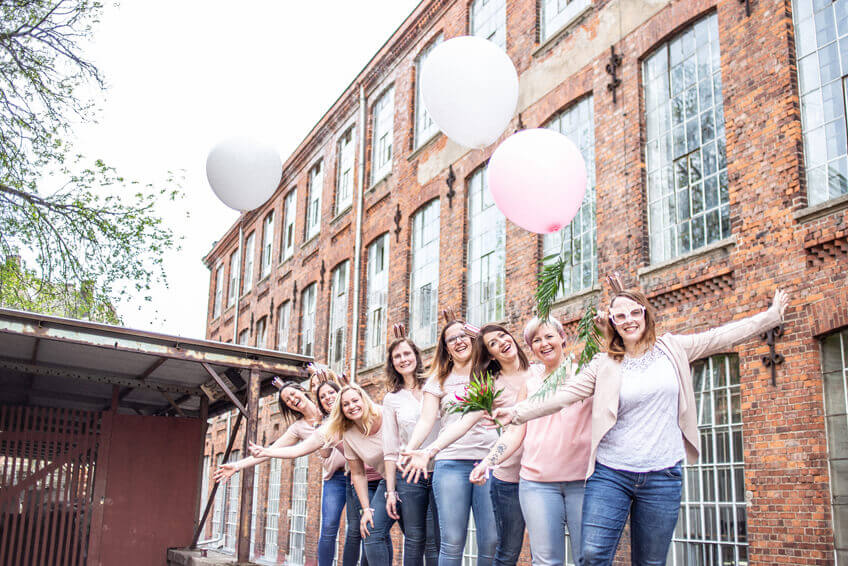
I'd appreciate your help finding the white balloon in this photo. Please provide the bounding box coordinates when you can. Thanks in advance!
[206,137,283,211]
[421,36,519,149]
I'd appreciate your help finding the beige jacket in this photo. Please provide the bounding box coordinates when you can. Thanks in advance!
[513,306,784,478]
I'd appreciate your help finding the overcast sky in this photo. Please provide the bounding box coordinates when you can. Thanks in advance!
[74,0,421,338]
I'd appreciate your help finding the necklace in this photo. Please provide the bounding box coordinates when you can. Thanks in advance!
[621,346,659,372]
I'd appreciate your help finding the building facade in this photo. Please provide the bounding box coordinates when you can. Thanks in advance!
[201,0,848,564]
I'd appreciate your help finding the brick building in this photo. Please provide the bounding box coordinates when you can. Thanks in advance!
[199,0,848,564]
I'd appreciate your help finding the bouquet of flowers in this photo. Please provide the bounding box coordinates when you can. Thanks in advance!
[447,372,504,432]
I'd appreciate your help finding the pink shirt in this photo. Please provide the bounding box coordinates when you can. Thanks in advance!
[491,368,535,483]
[290,420,346,481]
[520,372,592,483]
[343,421,385,477]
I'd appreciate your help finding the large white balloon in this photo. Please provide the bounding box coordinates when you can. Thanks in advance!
[206,137,283,211]
[421,36,519,149]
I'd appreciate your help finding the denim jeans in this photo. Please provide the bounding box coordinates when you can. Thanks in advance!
[581,461,682,566]
[362,479,399,565]
[345,477,381,566]
[489,476,524,566]
[432,459,497,566]
[319,470,348,566]
[396,471,439,566]
[519,478,586,566]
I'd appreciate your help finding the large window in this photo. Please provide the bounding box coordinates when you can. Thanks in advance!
[821,329,848,564]
[224,450,241,552]
[470,0,506,50]
[287,455,310,566]
[371,88,395,184]
[263,458,282,562]
[306,162,323,241]
[328,261,349,373]
[336,128,355,214]
[540,0,592,42]
[365,234,390,367]
[415,37,442,148]
[792,0,848,205]
[211,454,225,538]
[261,212,274,279]
[213,265,224,318]
[300,284,316,357]
[467,166,506,327]
[281,189,297,261]
[255,316,268,349]
[410,200,440,347]
[243,232,256,292]
[543,96,597,299]
[644,14,729,264]
[277,301,291,351]
[227,251,239,307]
[669,354,747,565]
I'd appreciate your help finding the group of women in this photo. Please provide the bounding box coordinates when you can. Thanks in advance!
[213,282,788,566]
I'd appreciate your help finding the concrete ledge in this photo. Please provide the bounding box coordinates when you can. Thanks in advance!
[168,548,241,566]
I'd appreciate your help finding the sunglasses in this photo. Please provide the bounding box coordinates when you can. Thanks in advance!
[609,306,646,324]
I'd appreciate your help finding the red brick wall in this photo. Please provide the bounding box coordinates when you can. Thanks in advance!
[201,0,846,564]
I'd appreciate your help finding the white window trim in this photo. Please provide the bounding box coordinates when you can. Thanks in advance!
[539,0,593,43]
[336,127,356,215]
[282,189,297,262]
[243,233,256,293]
[306,162,323,241]
[370,87,395,186]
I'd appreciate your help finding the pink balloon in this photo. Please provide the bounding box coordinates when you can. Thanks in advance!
[487,129,587,234]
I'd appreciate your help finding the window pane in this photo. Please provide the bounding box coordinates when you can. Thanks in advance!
[820,330,848,559]
[365,235,390,365]
[470,0,506,49]
[467,166,505,327]
[371,88,395,183]
[410,200,440,347]
[415,37,442,147]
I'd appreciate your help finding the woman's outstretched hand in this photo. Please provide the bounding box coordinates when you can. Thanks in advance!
[398,449,431,484]
[490,407,516,427]
[212,463,237,484]
[248,440,269,458]
[771,289,789,318]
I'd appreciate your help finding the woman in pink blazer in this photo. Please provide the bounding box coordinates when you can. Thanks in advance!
[494,287,788,566]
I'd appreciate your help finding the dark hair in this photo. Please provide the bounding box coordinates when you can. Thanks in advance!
[428,321,468,386]
[606,289,658,362]
[276,381,309,426]
[470,323,530,383]
[385,338,425,393]
[315,380,341,417]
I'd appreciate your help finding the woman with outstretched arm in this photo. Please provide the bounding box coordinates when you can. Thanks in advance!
[492,287,789,566]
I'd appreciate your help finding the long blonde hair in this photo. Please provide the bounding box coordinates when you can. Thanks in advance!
[323,383,381,439]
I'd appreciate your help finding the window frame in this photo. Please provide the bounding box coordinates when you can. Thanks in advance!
[539,0,592,43]
[371,87,395,185]
[243,232,256,293]
[466,165,506,327]
[414,36,443,148]
[306,161,323,241]
[260,212,274,279]
[227,251,239,307]
[328,260,349,373]
[364,234,390,367]
[277,300,291,352]
[336,127,356,215]
[300,283,317,357]
[469,0,507,50]
[281,189,297,262]
[213,264,224,318]
[409,199,441,348]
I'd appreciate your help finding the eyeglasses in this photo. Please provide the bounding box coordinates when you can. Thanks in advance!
[445,333,470,345]
[609,306,646,324]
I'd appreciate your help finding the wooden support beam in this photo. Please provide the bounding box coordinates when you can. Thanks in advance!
[201,362,247,418]
[237,369,260,563]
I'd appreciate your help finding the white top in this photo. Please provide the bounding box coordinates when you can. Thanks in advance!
[382,388,440,470]
[423,371,498,461]
[596,346,686,472]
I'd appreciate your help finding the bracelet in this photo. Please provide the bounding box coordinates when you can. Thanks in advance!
[384,490,398,498]
[359,507,375,516]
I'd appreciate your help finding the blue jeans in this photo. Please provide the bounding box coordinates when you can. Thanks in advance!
[362,479,399,565]
[431,459,497,566]
[396,471,439,566]
[345,477,381,566]
[489,476,524,566]
[519,478,586,566]
[581,461,682,566]
[319,470,348,566]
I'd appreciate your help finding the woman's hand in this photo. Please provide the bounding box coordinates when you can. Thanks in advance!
[247,440,268,458]
[594,310,613,343]
[211,463,237,484]
[469,462,490,485]
[399,449,432,484]
[360,508,375,538]
[271,376,285,390]
[771,289,789,318]
[490,407,516,427]
[385,491,400,520]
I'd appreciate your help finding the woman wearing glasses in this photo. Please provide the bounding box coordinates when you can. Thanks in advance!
[494,286,789,566]
[400,319,499,566]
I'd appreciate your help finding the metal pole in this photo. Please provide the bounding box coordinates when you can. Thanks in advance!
[350,83,367,381]
[191,410,243,548]
[236,368,260,562]
[232,217,245,344]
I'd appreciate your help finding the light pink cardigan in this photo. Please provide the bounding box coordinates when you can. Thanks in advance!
[513,306,783,478]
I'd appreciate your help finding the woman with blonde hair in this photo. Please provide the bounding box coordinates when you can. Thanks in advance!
[400,318,498,566]
[494,287,789,566]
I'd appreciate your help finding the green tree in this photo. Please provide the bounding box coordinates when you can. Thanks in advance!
[0,0,181,316]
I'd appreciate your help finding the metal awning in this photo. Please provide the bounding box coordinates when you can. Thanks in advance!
[0,307,312,418]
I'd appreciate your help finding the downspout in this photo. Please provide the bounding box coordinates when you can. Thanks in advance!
[350,83,367,381]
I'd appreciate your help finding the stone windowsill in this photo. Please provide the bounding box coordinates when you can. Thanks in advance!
[532,1,594,59]
[407,132,442,162]
[549,284,601,315]
[637,235,737,280]
[368,172,392,194]
[331,205,353,224]
[300,233,319,249]
[793,193,848,223]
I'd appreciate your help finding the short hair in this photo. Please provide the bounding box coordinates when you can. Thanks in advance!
[523,316,566,348]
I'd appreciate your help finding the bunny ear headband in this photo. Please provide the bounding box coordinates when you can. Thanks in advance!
[392,323,406,339]
[439,308,480,337]
[606,271,624,295]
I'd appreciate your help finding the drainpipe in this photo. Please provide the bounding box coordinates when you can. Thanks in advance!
[350,83,367,381]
